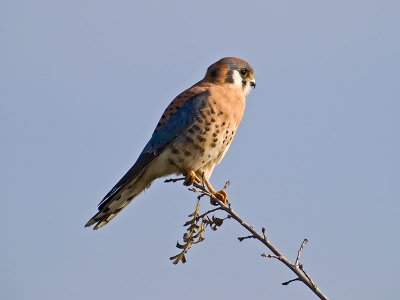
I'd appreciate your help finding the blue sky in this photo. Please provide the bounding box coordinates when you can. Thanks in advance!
[1,1,399,299]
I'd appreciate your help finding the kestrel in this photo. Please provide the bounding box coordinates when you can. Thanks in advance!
[86,57,256,229]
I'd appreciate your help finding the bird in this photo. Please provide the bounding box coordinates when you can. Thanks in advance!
[85,57,256,230]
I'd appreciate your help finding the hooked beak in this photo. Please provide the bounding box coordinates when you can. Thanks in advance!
[250,81,256,89]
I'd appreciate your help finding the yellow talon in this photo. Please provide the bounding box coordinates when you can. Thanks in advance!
[183,170,201,186]
[214,189,227,202]
[204,178,228,204]
[209,189,228,205]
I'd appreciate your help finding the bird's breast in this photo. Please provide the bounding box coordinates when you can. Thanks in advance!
[166,90,243,173]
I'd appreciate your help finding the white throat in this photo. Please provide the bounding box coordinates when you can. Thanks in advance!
[232,70,251,96]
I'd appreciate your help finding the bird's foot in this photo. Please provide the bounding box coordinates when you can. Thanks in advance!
[183,170,201,186]
[209,189,228,205]
[204,179,228,205]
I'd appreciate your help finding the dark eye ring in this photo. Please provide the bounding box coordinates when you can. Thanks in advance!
[239,68,248,76]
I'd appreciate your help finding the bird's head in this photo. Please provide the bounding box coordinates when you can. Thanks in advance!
[204,57,256,95]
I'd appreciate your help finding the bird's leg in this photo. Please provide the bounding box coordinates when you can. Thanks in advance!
[204,178,228,204]
[183,170,201,186]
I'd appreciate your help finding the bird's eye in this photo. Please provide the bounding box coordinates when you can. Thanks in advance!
[239,68,248,77]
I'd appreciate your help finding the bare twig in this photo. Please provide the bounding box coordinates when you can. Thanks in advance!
[295,239,308,266]
[299,263,317,289]
[262,227,267,240]
[282,278,301,286]
[238,235,256,242]
[164,177,185,183]
[223,180,230,189]
[189,181,329,300]
[191,207,222,223]
[261,252,283,261]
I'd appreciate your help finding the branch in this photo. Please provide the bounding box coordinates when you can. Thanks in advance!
[164,177,185,183]
[193,207,222,221]
[189,181,329,300]
[295,239,308,266]
[282,278,301,286]
[238,235,257,242]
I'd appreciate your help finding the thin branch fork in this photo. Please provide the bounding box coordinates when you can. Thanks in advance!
[189,182,329,300]
[193,207,222,221]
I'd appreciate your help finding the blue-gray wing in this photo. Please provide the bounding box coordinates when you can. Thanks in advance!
[98,91,209,209]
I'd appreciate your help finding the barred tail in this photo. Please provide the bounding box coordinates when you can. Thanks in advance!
[85,172,152,230]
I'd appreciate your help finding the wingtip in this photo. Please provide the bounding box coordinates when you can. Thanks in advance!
[84,219,96,228]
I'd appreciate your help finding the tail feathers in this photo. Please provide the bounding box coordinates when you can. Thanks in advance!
[86,172,153,230]
[85,194,136,230]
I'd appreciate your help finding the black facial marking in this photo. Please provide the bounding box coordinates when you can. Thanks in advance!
[225,70,234,83]
[210,69,218,78]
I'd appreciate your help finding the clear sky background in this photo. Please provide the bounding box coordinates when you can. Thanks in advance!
[1,1,399,299]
